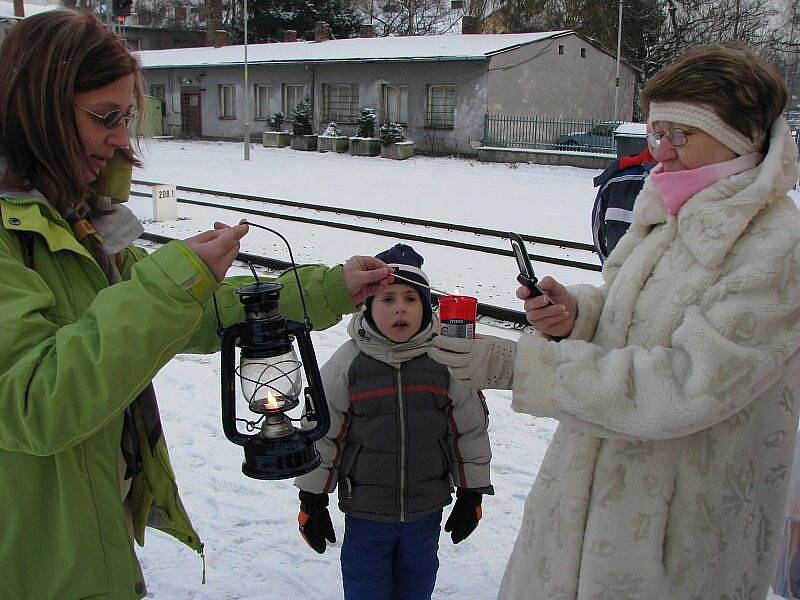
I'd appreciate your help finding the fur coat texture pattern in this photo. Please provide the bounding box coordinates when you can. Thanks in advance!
[501,118,800,600]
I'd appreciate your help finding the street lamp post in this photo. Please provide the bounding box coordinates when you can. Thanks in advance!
[613,0,623,122]
[243,0,251,160]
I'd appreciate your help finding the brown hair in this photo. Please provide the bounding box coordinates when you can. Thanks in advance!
[0,10,144,213]
[642,43,787,149]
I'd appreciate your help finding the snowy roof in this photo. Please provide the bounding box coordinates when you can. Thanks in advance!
[136,31,572,69]
[0,0,56,18]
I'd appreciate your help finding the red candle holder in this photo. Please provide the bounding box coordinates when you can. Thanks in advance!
[439,295,478,339]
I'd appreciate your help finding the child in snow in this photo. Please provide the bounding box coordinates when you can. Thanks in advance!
[294,243,493,600]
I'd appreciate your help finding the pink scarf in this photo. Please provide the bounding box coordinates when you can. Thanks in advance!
[650,153,762,215]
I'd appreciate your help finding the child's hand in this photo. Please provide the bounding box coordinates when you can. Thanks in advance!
[298,490,336,554]
[445,488,483,544]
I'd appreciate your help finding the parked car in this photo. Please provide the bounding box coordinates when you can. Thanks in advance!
[555,122,618,152]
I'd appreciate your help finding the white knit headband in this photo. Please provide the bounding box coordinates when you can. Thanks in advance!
[647,101,764,155]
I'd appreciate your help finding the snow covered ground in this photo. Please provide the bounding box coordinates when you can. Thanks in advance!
[128,139,794,599]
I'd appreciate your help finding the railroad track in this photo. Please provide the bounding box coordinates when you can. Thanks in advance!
[138,231,531,327]
[131,179,601,273]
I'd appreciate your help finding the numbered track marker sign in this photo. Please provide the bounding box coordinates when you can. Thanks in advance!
[152,184,177,221]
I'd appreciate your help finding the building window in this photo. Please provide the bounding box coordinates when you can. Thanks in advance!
[126,37,141,51]
[219,84,236,119]
[254,84,271,120]
[283,84,305,115]
[425,84,455,129]
[558,44,564,55]
[322,84,359,123]
[580,48,586,58]
[150,84,166,100]
[382,84,408,124]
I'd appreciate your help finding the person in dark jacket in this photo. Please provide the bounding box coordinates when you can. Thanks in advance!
[294,243,494,600]
[591,146,655,262]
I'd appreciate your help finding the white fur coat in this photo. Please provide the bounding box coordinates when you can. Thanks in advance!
[501,119,800,600]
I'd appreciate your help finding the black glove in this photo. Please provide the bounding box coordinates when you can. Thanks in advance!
[444,488,483,544]
[298,490,336,554]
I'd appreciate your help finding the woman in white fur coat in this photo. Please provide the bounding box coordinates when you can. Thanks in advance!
[429,44,800,600]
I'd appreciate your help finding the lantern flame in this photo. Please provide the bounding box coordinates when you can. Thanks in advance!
[265,390,283,411]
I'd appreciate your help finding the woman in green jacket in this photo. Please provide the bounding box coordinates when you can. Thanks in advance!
[0,11,391,599]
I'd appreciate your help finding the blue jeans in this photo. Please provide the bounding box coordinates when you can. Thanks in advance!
[340,510,443,600]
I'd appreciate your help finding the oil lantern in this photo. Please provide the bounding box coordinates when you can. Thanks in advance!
[220,280,329,480]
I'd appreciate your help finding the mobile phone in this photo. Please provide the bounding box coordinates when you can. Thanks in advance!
[509,232,549,300]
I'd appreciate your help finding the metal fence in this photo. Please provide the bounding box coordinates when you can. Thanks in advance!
[483,114,621,155]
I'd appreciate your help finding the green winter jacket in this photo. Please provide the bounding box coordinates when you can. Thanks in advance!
[0,194,357,599]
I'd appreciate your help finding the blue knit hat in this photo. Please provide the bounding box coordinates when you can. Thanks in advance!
[366,243,432,331]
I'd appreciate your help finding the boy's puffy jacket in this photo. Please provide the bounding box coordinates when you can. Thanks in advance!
[0,193,357,599]
[295,313,493,522]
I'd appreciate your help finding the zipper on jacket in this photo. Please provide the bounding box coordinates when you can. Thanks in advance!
[345,477,353,499]
[397,367,407,522]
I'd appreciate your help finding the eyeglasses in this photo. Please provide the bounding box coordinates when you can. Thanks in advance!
[646,129,690,148]
[76,105,137,130]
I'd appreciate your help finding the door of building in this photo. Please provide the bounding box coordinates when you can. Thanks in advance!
[180,88,202,138]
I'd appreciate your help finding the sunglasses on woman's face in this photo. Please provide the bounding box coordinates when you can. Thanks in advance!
[76,105,137,129]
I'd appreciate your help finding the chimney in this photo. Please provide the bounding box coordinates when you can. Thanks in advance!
[359,24,376,38]
[214,29,229,48]
[284,29,297,42]
[461,15,480,34]
[314,21,331,43]
[13,0,24,18]
[205,0,223,45]
[206,17,220,46]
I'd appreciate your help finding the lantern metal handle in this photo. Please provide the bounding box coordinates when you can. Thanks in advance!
[220,322,250,446]
[287,319,330,443]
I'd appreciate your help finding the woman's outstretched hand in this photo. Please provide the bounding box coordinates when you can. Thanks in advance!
[342,255,393,305]
[428,335,517,390]
[184,221,249,282]
[517,276,577,339]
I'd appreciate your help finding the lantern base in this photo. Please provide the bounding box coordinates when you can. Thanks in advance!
[241,431,321,480]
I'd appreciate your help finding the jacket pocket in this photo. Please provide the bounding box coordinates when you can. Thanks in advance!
[340,440,363,480]
[438,438,453,476]
[339,441,364,504]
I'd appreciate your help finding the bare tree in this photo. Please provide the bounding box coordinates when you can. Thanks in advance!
[496,0,786,77]
[639,0,782,75]
[353,0,500,35]
[769,0,800,109]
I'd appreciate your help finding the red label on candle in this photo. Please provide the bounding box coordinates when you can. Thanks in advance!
[439,295,477,338]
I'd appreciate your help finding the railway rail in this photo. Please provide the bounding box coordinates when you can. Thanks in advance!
[138,231,531,327]
[131,179,601,273]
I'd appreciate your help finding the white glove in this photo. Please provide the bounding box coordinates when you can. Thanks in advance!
[428,335,517,390]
